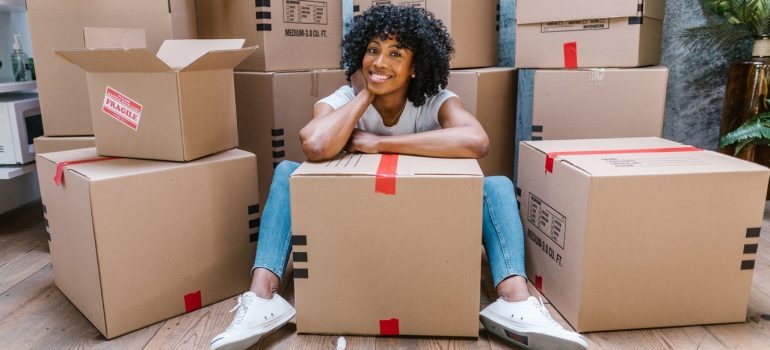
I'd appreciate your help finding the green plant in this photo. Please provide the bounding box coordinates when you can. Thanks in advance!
[720,108,770,154]
[683,0,770,52]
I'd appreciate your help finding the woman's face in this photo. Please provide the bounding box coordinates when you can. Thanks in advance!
[362,36,415,97]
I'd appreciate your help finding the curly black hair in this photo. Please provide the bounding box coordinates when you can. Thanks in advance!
[342,5,454,107]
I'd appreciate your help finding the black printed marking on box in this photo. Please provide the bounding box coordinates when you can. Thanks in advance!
[293,252,308,262]
[527,228,563,267]
[256,11,271,19]
[532,136,543,141]
[294,268,309,278]
[496,25,500,32]
[741,260,755,270]
[284,0,328,25]
[747,227,761,238]
[527,193,566,249]
[248,204,260,214]
[292,235,307,245]
[353,5,359,12]
[744,244,759,254]
[272,139,285,148]
[256,0,271,7]
[637,3,643,12]
[628,17,643,25]
[272,128,285,137]
[273,161,280,169]
[496,14,500,21]
[273,150,286,158]
[249,233,258,242]
[249,218,260,228]
[257,23,272,31]
[515,187,522,196]
[531,125,543,133]
[497,4,500,11]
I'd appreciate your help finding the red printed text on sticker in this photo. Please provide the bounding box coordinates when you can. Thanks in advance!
[102,86,143,130]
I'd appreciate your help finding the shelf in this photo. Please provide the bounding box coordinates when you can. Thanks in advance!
[0,81,36,94]
[0,0,25,12]
[0,163,35,180]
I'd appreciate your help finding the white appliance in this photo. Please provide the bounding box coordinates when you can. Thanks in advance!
[0,93,43,165]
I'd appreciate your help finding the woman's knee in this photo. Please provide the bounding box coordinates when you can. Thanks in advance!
[484,176,514,196]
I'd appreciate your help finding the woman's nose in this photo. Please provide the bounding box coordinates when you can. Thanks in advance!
[373,53,386,67]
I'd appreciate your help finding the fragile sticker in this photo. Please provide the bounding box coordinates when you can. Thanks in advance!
[102,86,142,130]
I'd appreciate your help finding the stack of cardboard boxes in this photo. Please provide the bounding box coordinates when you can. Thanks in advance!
[29,1,263,339]
[512,0,770,333]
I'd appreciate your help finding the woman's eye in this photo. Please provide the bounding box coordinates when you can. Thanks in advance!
[367,47,377,54]
[391,51,402,57]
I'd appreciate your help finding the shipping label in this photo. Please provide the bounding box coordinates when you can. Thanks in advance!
[527,193,566,249]
[368,0,425,8]
[601,156,708,168]
[284,0,328,25]
[541,18,610,33]
[102,86,142,131]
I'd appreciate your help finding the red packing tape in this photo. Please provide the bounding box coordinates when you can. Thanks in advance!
[375,153,398,195]
[563,42,577,68]
[545,146,703,173]
[184,290,202,313]
[379,318,400,336]
[54,157,118,186]
[534,275,543,293]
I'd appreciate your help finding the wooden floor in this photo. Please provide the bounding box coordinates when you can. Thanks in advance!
[1,201,769,350]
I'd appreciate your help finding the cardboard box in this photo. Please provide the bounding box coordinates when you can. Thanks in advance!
[55,40,254,162]
[353,0,499,69]
[27,0,198,136]
[516,137,770,332]
[448,67,517,178]
[515,0,664,68]
[196,0,343,71]
[34,136,95,154]
[235,69,347,207]
[290,154,482,336]
[36,148,259,339]
[514,66,668,181]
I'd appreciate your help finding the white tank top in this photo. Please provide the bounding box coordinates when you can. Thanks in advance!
[315,85,458,135]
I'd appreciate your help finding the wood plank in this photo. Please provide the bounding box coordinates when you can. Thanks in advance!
[0,200,52,294]
[0,264,161,349]
[0,241,50,294]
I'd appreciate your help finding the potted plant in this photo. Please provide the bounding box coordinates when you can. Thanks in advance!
[685,0,770,197]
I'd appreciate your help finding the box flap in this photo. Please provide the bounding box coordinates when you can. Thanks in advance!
[524,137,770,176]
[83,27,147,49]
[37,148,255,183]
[55,48,172,73]
[517,0,664,24]
[181,46,256,71]
[292,153,484,177]
[156,39,246,69]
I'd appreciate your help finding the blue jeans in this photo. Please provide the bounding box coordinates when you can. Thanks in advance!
[253,160,526,287]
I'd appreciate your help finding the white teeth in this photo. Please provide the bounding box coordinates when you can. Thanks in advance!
[370,73,390,82]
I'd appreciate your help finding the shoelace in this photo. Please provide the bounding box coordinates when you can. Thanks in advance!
[532,297,563,329]
[226,295,251,331]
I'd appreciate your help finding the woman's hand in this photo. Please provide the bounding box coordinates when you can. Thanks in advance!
[350,69,371,98]
[346,129,381,154]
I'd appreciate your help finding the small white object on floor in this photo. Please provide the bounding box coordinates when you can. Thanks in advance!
[336,336,347,350]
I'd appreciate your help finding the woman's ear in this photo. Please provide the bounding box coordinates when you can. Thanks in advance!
[410,65,416,78]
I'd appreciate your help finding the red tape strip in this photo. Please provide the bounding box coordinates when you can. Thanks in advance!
[379,318,400,336]
[375,153,398,195]
[184,290,202,313]
[534,275,543,293]
[54,157,118,186]
[545,146,703,173]
[563,42,577,68]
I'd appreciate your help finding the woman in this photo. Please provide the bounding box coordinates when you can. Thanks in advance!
[210,5,587,350]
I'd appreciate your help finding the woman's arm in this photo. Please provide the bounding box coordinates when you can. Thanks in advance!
[299,71,374,161]
[347,97,490,158]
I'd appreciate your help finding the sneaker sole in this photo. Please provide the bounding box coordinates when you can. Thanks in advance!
[479,309,586,350]
[210,309,297,350]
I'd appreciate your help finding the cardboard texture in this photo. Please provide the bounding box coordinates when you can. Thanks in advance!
[448,67,517,178]
[516,137,770,332]
[353,0,499,69]
[235,69,347,208]
[34,136,95,154]
[290,154,483,336]
[196,0,343,71]
[515,0,664,68]
[514,67,668,181]
[55,40,254,162]
[27,0,198,136]
[35,148,259,339]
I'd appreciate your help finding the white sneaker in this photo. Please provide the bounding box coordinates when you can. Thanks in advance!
[480,296,588,350]
[209,292,296,350]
